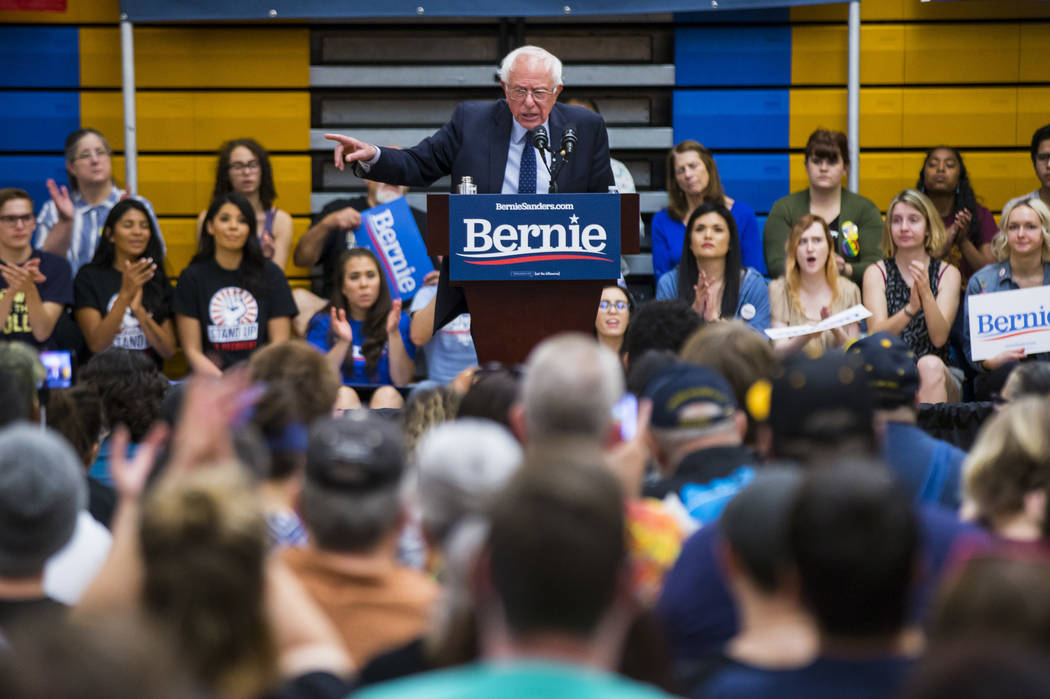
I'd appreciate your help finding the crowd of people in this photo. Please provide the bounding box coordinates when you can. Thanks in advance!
[0,43,1050,698]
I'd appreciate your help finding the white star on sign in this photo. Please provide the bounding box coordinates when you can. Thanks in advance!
[569,214,579,224]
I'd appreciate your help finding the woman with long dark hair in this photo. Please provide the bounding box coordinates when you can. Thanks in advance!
[174,193,295,376]
[917,146,996,284]
[655,201,769,331]
[73,199,175,365]
[197,138,293,270]
[305,247,415,410]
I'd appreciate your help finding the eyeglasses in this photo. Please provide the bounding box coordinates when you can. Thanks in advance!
[229,160,260,173]
[72,148,110,162]
[507,87,554,103]
[0,214,34,226]
[599,300,628,311]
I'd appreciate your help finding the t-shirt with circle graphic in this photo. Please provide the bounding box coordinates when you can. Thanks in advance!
[173,258,296,370]
[73,263,174,366]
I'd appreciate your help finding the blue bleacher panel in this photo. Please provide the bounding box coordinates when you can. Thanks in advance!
[717,154,791,216]
[0,156,70,213]
[0,92,80,151]
[675,26,792,86]
[673,89,789,150]
[0,27,79,88]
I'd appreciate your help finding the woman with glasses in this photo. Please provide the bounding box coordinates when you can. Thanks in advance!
[655,201,770,332]
[768,214,861,357]
[34,128,164,276]
[197,138,293,270]
[595,284,632,355]
[763,129,883,286]
[651,140,763,280]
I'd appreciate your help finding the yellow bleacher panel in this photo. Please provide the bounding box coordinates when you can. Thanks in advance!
[81,91,310,152]
[1018,88,1050,147]
[857,152,922,210]
[903,25,1019,85]
[158,216,314,281]
[791,25,904,86]
[1019,25,1050,83]
[79,27,309,88]
[901,88,1017,148]
[788,153,808,194]
[0,0,117,23]
[789,89,902,149]
[109,155,310,218]
[286,216,318,280]
[962,152,1035,213]
[793,1,1050,23]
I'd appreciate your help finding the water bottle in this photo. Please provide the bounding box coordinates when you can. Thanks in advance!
[458,176,477,194]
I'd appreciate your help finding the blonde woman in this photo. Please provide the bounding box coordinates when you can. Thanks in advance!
[768,214,861,357]
[863,189,961,403]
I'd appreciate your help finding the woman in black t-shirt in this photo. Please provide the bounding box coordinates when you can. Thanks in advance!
[174,193,295,375]
[73,199,176,364]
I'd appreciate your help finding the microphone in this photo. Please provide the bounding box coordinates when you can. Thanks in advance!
[560,127,578,157]
[529,125,550,152]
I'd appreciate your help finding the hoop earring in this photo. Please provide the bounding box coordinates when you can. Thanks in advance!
[919,183,925,193]
[955,184,960,195]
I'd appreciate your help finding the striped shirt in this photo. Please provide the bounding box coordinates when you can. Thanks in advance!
[34,185,163,275]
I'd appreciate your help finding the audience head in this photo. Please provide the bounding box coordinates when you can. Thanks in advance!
[991,196,1050,263]
[0,342,44,420]
[498,46,563,131]
[517,333,624,443]
[456,365,521,428]
[721,467,804,595]
[213,137,277,210]
[999,360,1050,404]
[301,412,406,553]
[595,284,633,349]
[622,299,702,374]
[803,129,848,192]
[643,362,743,471]
[484,452,625,640]
[917,147,983,240]
[677,201,743,319]
[400,386,461,458]
[64,127,113,193]
[249,339,341,424]
[246,381,307,483]
[140,463,274,698]
[79,348,169,442]
[92,198,166,265]
[415,419,522,548]
[666,140,726,220]
[330,248,393,379]
[0,371,30,427]
[45,385,103,467]
[882,188,947,257]
[1029,121,1050,170]
[0,188,36,254]
[624,348,677,398]
[790,458,917,638]
[764,351,877,464]
[847,332,920,411]
[962,396,1050,538]
[928,552,1050,654]
[785,214,839,290]
[903,642,1050,699]
[196,192,264,265]
[0,424,85,579]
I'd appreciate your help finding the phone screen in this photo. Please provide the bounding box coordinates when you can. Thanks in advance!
[39,350,73,389]
[611,393,638,441]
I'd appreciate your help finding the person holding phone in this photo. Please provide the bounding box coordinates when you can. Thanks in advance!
[0,188,72,347]
[74,199,175,366]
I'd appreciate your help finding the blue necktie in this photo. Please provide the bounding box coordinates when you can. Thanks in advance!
[518,139,537,194]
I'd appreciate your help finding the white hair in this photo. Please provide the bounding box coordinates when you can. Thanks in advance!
[415,419,522,546]
[521,333,624,441]
[498,45,563,87]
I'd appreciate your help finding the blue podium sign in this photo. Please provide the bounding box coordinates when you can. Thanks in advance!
[448,194,621,281]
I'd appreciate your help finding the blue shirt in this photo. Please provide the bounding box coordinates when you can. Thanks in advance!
[409,285,477,384]
[650,202,765,279]
[655,266,770,332]
[882,421,965,510]
[305,310,415,386]
[963,260,1050,367]
[700,656,915,699]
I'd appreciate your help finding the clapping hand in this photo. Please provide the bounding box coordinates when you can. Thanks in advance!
[0,258,46,292]
[385,298,403,335]
[947,209,972,247]
[907,260,933,303]
[330,307,353,344]
[692,269,711,318]
[324,133,379,171]
[120,257,156,298]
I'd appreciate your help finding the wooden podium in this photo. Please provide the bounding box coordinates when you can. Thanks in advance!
[426,193,639,365]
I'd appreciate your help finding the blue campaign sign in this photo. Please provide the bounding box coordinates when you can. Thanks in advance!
[353,197,434,301]
[448,193,622,281]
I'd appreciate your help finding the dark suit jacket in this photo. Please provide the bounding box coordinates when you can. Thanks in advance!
[363,99,615,330]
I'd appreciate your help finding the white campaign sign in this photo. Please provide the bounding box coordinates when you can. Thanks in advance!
[967,285,1050,362]
[764,304,872,340]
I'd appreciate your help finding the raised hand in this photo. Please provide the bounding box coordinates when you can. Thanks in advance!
[330,307,353,344]
[421,270,440,288]
[109,422,169,501]
[692,269,711,318]
[324,206,362,232]
[46,178,74,221]
[323,133,379,171]
[385,298,403,335]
